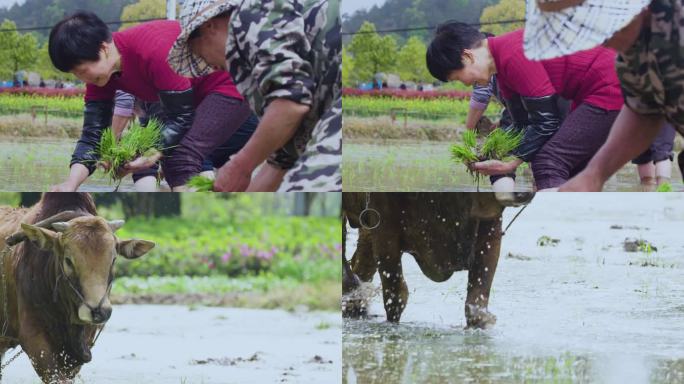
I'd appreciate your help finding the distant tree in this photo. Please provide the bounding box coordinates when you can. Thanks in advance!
[396,36,431,83]
[0,20,38,79]
[347,22,398,81]
[0,0,136,39]
[342,46,354,87]
[119,0,166,30]
[19,193,41,207]
[293,193,316,216]
[30,42,76,81]
[342,0,497,43]
[119,194,181,219]
[479,0,525,36]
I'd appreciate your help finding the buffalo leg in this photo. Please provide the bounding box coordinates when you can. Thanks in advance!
[342,217,361,294]
[350,228,377,282]
[465,218,501,328]
[375,235,408,322]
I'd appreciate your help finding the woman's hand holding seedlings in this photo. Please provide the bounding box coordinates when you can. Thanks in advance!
[471,158,523,176]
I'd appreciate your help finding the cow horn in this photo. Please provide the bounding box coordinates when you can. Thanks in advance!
[108,220,125,231]
[6,211,84,246]
[51,222,70,232]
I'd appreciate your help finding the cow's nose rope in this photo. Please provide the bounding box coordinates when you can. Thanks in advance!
[359,192,381,230]
[0,244,23,380]
[502,204,529,236]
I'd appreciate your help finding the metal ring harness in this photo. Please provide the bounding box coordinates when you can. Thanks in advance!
[359,192,381,230]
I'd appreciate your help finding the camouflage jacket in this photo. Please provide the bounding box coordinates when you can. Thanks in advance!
[225,0,341,127]
[616,0,684,133]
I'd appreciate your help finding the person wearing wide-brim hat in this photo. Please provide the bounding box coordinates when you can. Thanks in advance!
[524,0,684,191]
[168,0,341,192]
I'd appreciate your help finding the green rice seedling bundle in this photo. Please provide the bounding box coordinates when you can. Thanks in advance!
[657,182,673,192]
[95,118,163,182]
[450,128,524,182]
[187,175,214,191]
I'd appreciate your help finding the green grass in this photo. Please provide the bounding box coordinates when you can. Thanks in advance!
[187,175,214,191]
[111,275,340,311]
[657,182,673,192]
[95,119,163,182]
[0,94,84,117]
[343,95,502,121]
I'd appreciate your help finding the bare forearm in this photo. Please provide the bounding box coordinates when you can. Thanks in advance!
[465,107,485,130]
[234,99,310,169]
[111,115,132,138]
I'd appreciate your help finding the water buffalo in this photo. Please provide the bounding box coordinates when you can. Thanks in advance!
[0,193,155,382]
[342,192,534,328]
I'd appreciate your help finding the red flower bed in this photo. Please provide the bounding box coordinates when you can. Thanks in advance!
[0,87,85,97]
[343,87,471,100]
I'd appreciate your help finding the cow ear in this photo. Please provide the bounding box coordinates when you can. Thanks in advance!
[116,239,155,259]
[21,223,59,251]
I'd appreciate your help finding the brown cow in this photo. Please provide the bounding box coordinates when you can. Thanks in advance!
[342,192,534,328]
[0,193,155,382]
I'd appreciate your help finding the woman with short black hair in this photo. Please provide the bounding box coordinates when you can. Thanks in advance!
[426,22,623,190]
[48,11,254,191]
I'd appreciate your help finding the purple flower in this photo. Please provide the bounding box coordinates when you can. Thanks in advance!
[240,244,252,257]
[221,251,232,262]
[257,250,274,261]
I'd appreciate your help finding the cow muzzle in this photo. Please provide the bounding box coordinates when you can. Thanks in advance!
[494,192,535,207]
[78,302,112,325]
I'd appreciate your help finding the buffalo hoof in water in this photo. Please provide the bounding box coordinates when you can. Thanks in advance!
[465,304,497,329]
[342,283,377,319]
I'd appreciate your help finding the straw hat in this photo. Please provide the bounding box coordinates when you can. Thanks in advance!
[168,0,239,77]
[523,0,651,60]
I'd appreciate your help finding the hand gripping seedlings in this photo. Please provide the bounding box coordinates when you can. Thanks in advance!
[450,128,523,182]
[186,175,215,192]
[93,118,164,186]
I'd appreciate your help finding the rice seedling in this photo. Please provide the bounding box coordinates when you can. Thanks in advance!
[481,128,524,160]
[187,175,214,191]
[94,118,163,187]
[657,182,673,192]
[450,128,524,183]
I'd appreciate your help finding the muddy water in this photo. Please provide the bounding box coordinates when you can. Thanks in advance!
[344,140,684,192]
[0,138,139,192]
[343,194,684,384]
[4,305,341,384]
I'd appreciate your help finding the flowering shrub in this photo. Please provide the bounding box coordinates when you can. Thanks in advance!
[114,216,340,282]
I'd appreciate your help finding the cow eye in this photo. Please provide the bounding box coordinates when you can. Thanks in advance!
[64,257,74,268]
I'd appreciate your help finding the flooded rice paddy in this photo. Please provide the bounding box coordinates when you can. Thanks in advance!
[4,305,341,383]
[344,140,684,192]
[343,194,684,383]
[0,138,144,191]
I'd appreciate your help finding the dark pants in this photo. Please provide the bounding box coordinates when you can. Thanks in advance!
[162,93,253,187]
[632,123,676,165]
[201,114,259,170]
[531,103,619,190]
